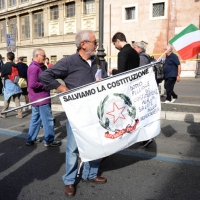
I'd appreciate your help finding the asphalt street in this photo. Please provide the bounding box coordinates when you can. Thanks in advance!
[0,78,200,200]
[0,119,200,200]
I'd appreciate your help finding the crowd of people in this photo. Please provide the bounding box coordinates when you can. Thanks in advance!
[0,29,181,197]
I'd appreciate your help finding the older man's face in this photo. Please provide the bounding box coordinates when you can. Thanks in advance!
[164,45,172,55]
[84,33,98,57]
[35,50,46,64]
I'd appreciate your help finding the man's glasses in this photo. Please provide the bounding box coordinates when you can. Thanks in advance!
[39,54,46,58]
[85,40,98,45]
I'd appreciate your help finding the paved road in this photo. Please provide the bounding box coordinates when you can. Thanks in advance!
[0,119,200,200]
[0,77,200,199]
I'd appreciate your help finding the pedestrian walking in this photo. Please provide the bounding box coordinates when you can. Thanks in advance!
[132,41,154,147]
[26,48,61,147]
[163,45,181,103]
[109,32,139,75]
[45,57,53,68]
[17,57,29,111]
[0,54,4,95]
[0,52,23,119]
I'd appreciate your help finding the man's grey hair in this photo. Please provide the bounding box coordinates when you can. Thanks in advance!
[134,42,146,51]
[33,48,44,58]
[75,30,94,50]
[168,45,173,51]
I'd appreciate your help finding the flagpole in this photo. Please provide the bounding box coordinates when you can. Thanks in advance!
[1,61,161,114]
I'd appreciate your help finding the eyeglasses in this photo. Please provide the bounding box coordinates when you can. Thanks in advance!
[38,54,46,58]
[85,40,98,45]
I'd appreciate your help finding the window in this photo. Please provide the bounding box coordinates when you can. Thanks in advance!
[21,16,30,39]
[122,4,138,23]
[0,20,6,42]
[51,55,57,64]
[20,0,28,3]
[149,0,167,20]
[50,6,59,20]
[23,57,27,63]
[153,3,164,17]
[0,0,5,9]
[33,12,44,38]
[9,18,17,36]
[8,0,16,7]
[84,0,95,14]
[66,2,75,17]
[125,7,135,20]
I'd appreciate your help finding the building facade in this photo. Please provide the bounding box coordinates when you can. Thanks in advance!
[0,0,200,77]
[104,0,200,77]
[0,0,100,63]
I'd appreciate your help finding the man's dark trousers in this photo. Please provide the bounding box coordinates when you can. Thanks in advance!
[164,77,177,101]
[0,78,3,94]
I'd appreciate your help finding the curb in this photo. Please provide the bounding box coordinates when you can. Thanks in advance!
[160,111,200,123]
[0,101,199,123]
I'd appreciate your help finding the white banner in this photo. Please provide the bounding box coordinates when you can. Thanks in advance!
[59,66,161,161]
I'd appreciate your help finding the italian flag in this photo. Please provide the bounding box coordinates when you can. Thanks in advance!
[169,24,200,60]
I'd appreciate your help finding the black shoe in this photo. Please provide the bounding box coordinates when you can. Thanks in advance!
[44,140,62,147]
[26,138,42,146]
[142,139,153,147]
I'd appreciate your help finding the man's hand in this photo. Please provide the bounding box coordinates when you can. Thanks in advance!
[176,75,180,82]
[56,85,69,92]
[109,68,118,75]
[96,78,103,82]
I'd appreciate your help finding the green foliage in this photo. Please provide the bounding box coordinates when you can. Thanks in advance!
[127,106,136,118]
[105,117,109,127]
[113,93,132,107]
[97,106,101,119]
[99,120,107,129]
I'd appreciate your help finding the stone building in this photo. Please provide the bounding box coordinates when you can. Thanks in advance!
[0,0,200,77]
[0,0,100,64]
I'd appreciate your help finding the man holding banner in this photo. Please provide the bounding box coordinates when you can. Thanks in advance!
[39,30,108,197]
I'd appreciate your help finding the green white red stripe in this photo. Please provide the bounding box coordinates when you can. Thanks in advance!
[169,24,200,60]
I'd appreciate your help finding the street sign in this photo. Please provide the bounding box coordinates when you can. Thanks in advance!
[6,34,16,52]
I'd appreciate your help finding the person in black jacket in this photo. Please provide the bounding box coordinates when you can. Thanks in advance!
[0,54,4,95]
[109,32,140,75]
[0,52,23,118]
[17,57,29,111]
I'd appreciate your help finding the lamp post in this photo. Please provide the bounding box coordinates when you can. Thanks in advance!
[97,0,106,70]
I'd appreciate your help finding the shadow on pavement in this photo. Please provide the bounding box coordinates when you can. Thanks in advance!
[0,136,65,200]
[161,125,177,137]
[0,136,36,174]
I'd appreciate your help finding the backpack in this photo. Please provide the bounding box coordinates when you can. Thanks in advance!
[8,66,20,84]
[144,54,164,81]
[144,54,156,63]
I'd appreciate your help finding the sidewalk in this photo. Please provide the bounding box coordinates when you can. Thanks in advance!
[0,78,199,122]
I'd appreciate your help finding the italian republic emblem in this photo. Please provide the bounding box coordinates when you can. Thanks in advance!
[97,93,139,139]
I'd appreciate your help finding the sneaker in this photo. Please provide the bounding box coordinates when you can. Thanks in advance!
[44,140,62,147]
[164,100,170,103]
[16,115,23,119]
[23,107,29,111]
[171,98,176,103]
[26,138,42,146]
[142,139,153,147]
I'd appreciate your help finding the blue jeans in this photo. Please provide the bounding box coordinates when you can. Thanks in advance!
[62,120,101,185]
[27,104,55,144]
